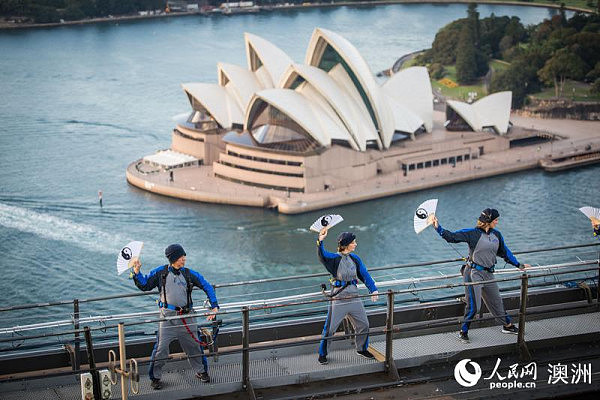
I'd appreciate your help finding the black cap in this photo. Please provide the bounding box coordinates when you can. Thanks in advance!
[165,244,186,264]
[337,232,356,247]
[479,208,500,223]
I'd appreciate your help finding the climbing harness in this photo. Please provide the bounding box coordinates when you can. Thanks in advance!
[320,278,358,299]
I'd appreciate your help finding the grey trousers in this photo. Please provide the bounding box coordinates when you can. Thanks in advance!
[318,297,370,356]
[462,266,511,333]
[148,311,207,380]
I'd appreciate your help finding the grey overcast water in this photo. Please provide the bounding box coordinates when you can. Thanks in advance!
[0,4,597,333]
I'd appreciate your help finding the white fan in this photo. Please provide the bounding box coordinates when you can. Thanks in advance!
[579,206,600,224]
[117,241,144,275]
[310,214,344,233]
[414,199,438,234]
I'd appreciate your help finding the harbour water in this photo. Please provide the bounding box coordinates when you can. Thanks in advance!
[0,4,594,327]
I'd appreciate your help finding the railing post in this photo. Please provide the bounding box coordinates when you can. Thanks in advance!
[597,256,599,306]
[518,274,532,361]
[241,307,256,400]
[84,326,101,400]
[118,323,128,400]
[385,290,400,381]
[74,299,80,371]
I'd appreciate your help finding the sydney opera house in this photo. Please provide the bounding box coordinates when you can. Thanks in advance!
[127,28,516,213]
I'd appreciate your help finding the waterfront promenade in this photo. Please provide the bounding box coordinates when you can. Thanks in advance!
[0,0,595,30]
[126,111,600,214]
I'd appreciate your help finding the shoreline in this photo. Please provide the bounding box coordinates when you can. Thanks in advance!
[0,0,594,31]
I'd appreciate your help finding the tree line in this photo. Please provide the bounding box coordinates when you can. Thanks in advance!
[0,0,169,23]
[417,4,600,107]
[2,0,325,23]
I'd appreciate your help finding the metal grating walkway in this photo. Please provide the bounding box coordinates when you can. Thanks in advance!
[1,311,599,399]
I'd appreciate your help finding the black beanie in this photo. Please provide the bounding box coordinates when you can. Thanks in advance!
[479,208,500,223]
[337,232,356,247]
[165,244,186,264]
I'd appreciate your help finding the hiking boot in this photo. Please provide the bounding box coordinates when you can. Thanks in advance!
[318,355,328,365]
[150,379,162,390]
[502,324,519,335]
[196,371,210,383]
[458,331,470,343]
[356,350,375,359]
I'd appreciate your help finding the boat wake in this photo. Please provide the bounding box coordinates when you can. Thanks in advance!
[0,202,124,255]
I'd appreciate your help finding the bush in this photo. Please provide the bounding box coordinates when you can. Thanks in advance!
[591,78,600,95]
[428,63,445,80]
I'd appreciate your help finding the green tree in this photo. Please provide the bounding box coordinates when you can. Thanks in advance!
[591,78,600,95]
[467,3,480,47]
[538,48,588,97]
[456,24,478,83]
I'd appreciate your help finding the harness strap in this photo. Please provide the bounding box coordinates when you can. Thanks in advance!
[332,279,358,287]
[159,266,194,311]
[158,301,193,313]
[470,262,495,273]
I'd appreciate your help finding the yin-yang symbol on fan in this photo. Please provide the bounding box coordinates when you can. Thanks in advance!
[121,247,133,260]
[415,208,428,220]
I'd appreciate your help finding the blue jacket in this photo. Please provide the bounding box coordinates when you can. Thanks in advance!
[133,265,219,309]
[435,225,521,268]
[317,241,378,293]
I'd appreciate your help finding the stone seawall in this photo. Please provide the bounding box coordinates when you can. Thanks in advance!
[518,99,600,121]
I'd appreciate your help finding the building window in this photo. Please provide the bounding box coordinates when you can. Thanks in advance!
[433,159,439,166]
[457,155,463,163]
[465,154,470,161]
[441,158,447,165]
[409,164,415,171]
[417,162,424,169]
[425,161,432,168]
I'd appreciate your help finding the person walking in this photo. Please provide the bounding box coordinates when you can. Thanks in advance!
[429,208,531,343]
[316,228,379,364]
[132,244,219,390]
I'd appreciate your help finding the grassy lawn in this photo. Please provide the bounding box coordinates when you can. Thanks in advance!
[490,59,510,72]
[530,80,600,101]
[432,65,488,101]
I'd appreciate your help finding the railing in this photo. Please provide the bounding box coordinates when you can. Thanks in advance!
[0,243,598,399]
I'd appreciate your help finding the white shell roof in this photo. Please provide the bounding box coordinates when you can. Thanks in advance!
[385,94,425,137]
[305,28,396,148]
[281,64,379,151]
[383,67,433,132]
[295,82,358,149]
[246,88,359,148]
[217,62,262,110]
[447,91,512,134]
[182,83,244,128]
[245,33,293,88]
[180,28,434,150]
